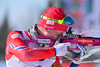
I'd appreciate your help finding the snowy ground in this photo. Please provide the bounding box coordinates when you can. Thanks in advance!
[1,60,100,67]
[0,61,6,67]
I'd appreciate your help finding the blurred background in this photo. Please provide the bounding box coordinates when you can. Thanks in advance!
[0,0,100,67]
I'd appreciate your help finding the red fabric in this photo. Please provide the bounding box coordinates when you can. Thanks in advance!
[38,7,68,31]
[55,56,60,63]
[24,31,32,39]
[5,30,56,61]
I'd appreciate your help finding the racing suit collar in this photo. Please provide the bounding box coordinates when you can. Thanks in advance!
[28,24,39,40]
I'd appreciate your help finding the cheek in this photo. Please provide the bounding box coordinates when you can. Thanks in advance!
[57,32,63,36]
[52,33,59,39]
[52,31,59,35]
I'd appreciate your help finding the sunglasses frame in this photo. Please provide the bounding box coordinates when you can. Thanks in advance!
[41,15,74,25]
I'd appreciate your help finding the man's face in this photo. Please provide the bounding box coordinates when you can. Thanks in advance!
[47,29,66,40]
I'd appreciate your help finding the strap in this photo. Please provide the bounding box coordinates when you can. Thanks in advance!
[41,15,58,23]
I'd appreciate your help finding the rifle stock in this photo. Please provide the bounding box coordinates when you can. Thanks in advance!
[60,35,100,50]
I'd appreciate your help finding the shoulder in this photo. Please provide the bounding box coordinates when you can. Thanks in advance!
[9,30,23,34]
[7,30,23,39]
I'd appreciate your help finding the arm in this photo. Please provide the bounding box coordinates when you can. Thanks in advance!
[6,30,56,61]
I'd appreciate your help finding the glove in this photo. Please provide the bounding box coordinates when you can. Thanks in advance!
[54,42,71,56]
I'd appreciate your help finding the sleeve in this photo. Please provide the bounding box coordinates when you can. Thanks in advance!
[69,62,79,67]
[6,30,56,61]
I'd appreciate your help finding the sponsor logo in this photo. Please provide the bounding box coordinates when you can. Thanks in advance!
[45,25,54,29]
[11,34,22,39]
[77,38,93,44]
[46,20,54,25]
[38,39,50,43]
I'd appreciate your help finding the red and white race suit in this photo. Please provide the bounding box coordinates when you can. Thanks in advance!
[5,30,62,67]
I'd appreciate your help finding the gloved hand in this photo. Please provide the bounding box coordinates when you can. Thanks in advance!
[53,42,71,56]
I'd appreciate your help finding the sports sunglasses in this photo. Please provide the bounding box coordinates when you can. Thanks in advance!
[41,15,74,25]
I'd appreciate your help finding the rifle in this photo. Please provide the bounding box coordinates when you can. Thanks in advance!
[60,27,100,50]
[60,27,100,63]
[24,27,100,63]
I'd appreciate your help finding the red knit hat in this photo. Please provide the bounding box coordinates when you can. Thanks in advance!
[38,7,68,31]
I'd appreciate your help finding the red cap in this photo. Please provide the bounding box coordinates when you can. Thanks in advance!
[38,7,68,31]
